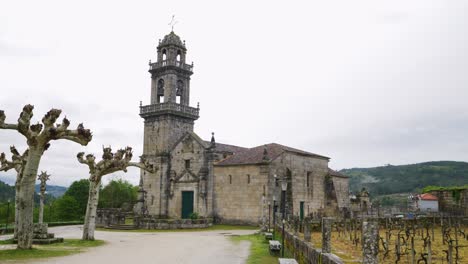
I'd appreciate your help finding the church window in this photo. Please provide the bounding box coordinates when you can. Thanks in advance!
[229,175,232,184]
[185,159,191,169]
[162,49,167,60]
[247,174,251,184]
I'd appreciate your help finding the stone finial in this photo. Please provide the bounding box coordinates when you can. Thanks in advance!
[140,101,142,107]
[210,132,216,148]
[262,146,270,162]
[197,102,200,109]
[149,59,151,65]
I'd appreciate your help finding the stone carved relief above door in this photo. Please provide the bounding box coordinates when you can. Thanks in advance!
[175,170,199,183]
[182,137,194,153]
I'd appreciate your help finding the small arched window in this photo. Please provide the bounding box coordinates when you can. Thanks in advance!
[247,174,251,184]
[162,49,167,60]
[229,175,232,184]
[176,50,181,61]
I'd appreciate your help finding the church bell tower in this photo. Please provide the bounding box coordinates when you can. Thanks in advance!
[140,31,199,155]
[139,31,200,217]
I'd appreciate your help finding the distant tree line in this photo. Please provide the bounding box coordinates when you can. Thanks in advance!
[0,178,137,224]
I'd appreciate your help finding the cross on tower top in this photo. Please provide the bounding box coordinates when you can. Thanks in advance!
[168,15,178,32]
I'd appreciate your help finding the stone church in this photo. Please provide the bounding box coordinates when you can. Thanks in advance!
[139,31,349,224]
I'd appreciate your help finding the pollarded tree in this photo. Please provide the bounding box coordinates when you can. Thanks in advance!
[0,105,92,249]
[0,146,28,238]
[77,146,155,240]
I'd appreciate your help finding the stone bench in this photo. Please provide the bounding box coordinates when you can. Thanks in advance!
[269,240,281,255]
[278,258,298,264]
[264,232,273,240]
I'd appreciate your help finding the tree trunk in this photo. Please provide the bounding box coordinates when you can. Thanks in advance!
[14,184,19,239]
[38,193,44,224]
[16,149,42,249]
[82,180,101,240]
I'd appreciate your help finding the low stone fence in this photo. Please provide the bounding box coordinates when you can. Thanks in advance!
[96,208,126,227]
[275,222,344,264]
[134,217,213,229]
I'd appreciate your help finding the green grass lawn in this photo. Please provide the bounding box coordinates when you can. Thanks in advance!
[96,224,259,233]
[231,233,293,264]
[0,239,105,262]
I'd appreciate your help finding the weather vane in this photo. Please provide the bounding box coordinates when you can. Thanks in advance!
[168,15,178,32]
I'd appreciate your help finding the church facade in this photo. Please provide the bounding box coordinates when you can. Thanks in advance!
[139,31,349,224]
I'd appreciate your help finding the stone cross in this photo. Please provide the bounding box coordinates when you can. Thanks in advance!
[37,171,50,224]
[168,15,178,31]
[362,220,379,264]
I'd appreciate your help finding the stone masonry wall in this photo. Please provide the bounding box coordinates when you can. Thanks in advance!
[213,165,265,224]
[270,152,330,217]
[332,176,350,209]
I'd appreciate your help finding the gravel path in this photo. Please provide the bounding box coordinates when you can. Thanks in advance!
[2,225,255,264]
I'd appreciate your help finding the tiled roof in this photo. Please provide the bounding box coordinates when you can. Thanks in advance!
[419,193,438,201]
[215,143,329,166]
[206,141,248,154]
[328,168,348,178]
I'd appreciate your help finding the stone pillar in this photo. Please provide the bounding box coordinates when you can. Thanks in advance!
[304,221,311,242]
[362,220,379,264]
[322,217,333,253]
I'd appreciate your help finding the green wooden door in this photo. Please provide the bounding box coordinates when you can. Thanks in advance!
[181,191,194,219]
[300,201,304,220]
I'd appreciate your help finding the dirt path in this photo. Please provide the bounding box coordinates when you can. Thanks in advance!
[4,225,255,264]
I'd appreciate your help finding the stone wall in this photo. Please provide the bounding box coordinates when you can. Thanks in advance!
[332,176,350,209]
[276,224,344,264]
[214,165,266,224]
[429,189,468,215]
[96,209,126,227]
[270,152,330,217]
[134,217,213,229]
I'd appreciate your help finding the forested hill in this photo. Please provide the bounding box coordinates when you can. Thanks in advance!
[0,180,67,202]
[340,161,468,196]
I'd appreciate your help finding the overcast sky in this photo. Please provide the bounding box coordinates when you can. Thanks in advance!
[1,0,467,187]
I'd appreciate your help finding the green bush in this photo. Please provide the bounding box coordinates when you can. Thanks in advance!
[189,212,199,220]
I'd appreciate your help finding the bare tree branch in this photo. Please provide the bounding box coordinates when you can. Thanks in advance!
[17,105,34,138]
[78,146,156,182]
[0,146,26,173]
[0,110,18,130]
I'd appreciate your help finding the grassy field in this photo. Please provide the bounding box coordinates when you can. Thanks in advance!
[96,224,259,232]
[0,239,105,262]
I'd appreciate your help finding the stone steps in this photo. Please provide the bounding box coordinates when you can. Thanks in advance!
[104,224,136,230]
